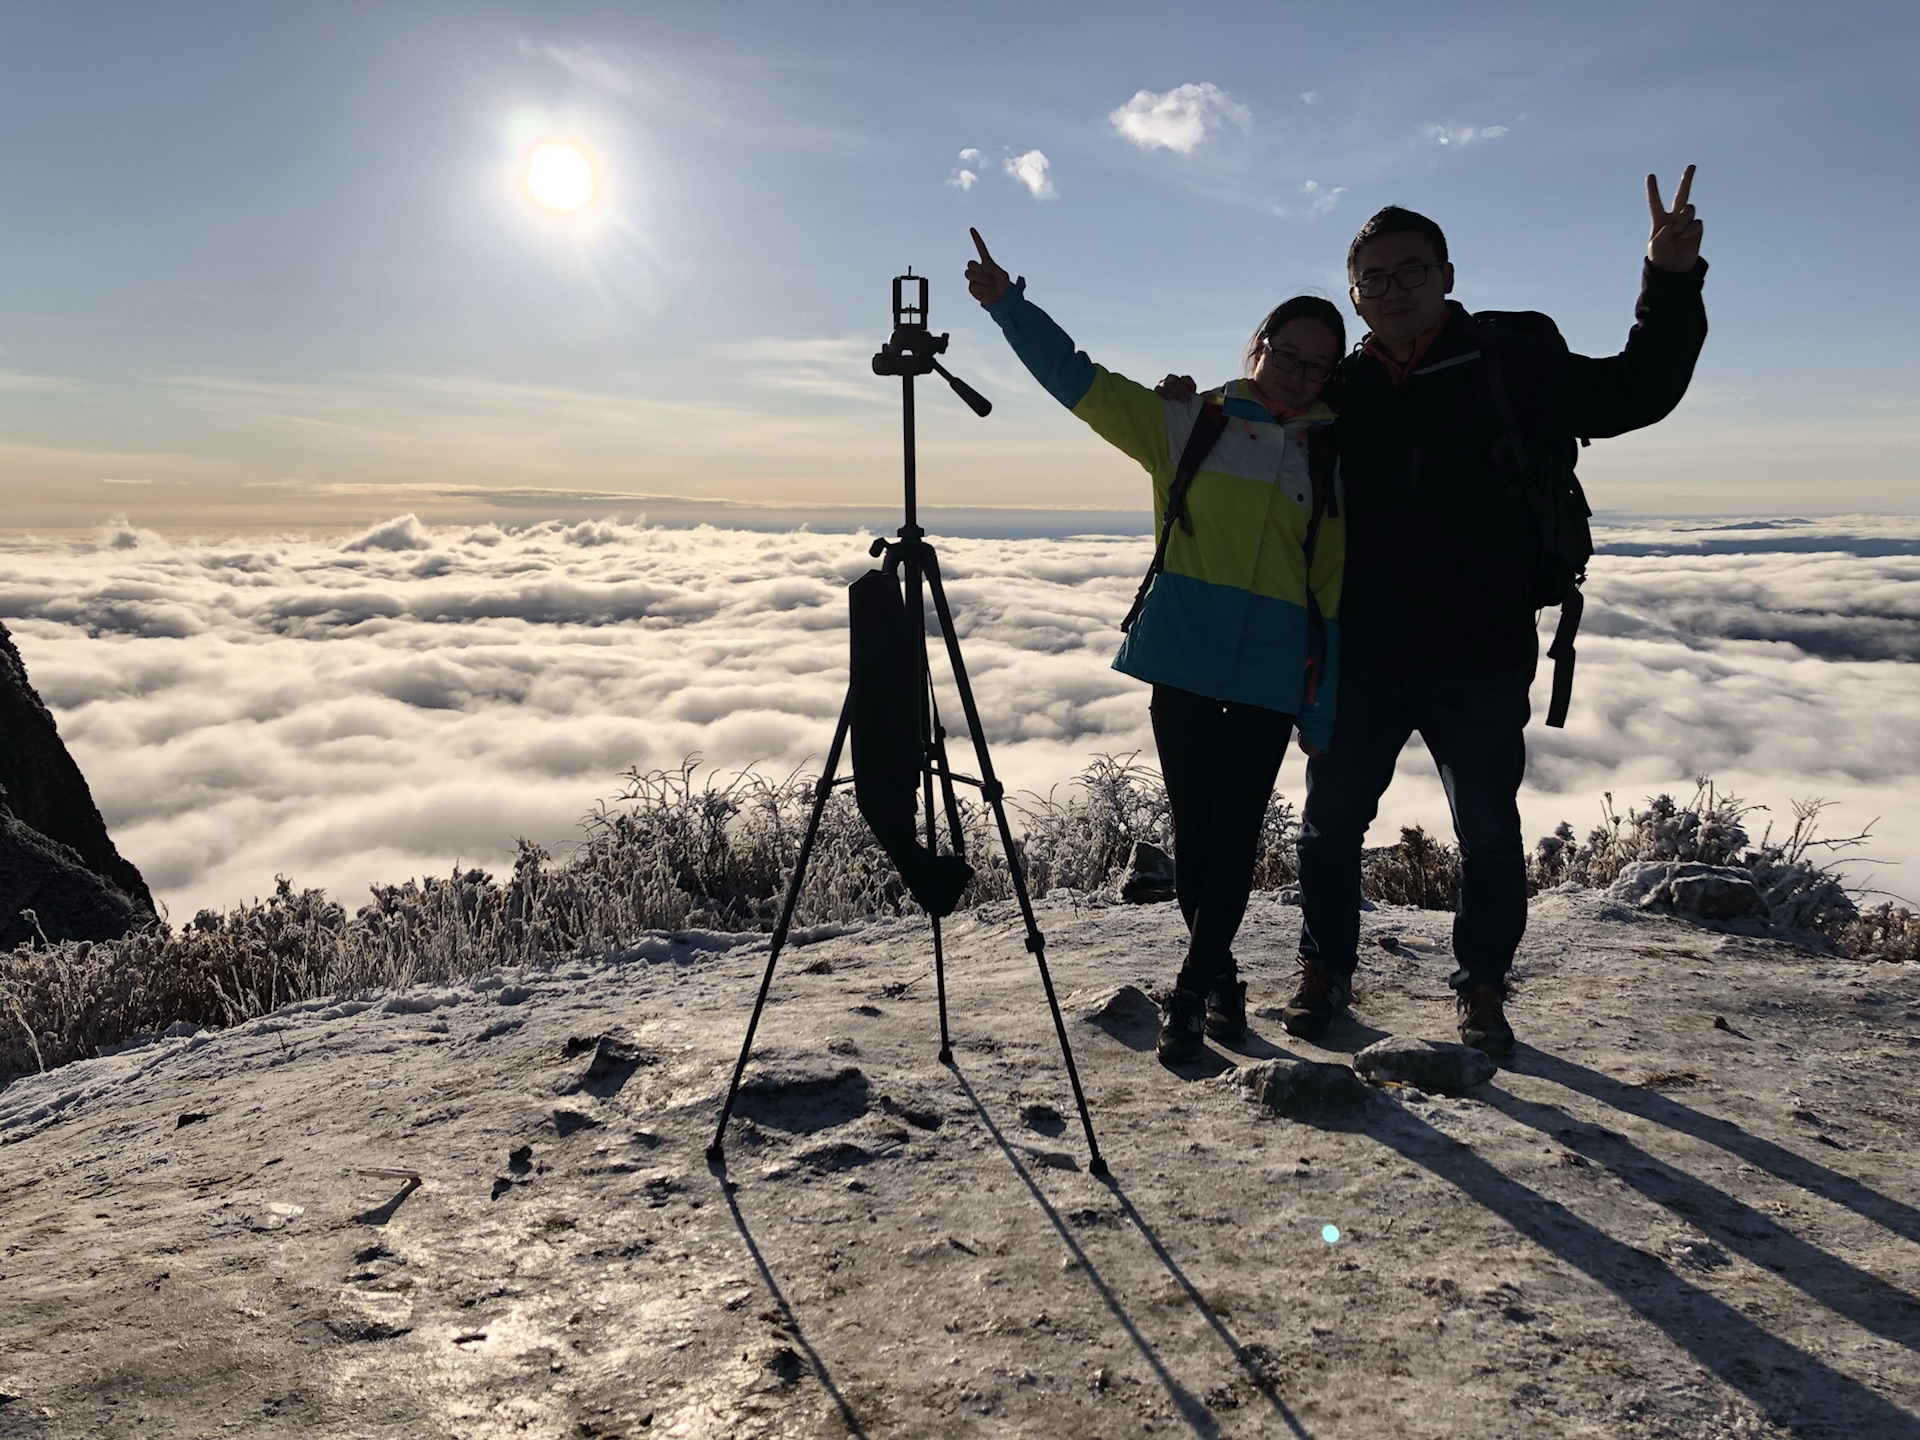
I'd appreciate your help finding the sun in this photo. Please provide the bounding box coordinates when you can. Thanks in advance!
[526,144,594,211]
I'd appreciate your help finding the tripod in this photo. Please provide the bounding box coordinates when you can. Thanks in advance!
[708,271,1106,1177]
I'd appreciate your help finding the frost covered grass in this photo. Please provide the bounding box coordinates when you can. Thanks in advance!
[3,760,1913,1086]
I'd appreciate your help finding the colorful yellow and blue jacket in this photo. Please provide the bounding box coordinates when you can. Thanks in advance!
[985,279,1344,749]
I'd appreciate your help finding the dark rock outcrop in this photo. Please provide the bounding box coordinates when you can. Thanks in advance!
[1119,840,1177,904]
[0,619,157,927]
[0,809,153,948]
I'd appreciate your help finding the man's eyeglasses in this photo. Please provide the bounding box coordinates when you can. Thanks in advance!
[1258,344,1334,384]
[1350,261,1443,300]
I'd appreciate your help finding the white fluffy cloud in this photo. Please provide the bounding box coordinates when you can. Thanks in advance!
[946,147,985,191]
[1425,122,1510,146]
[1275,179,1347,220]
[3,516,1916,919]
[1003,149,1057,200]
[1109,82,1251,154]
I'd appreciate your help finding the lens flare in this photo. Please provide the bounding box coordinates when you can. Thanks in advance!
[1322,1224,1342,1245]
[527,144,594,211]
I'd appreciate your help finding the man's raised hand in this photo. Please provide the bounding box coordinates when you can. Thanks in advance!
[965,228,1011,306]
[1647,164,1704,273]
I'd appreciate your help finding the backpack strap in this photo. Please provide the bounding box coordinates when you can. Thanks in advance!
[1298,422,1338,707]
[1120,392,1229,634]
[1476,315,1585,729]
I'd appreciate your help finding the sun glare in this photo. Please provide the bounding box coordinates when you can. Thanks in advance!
[527,144,594,211]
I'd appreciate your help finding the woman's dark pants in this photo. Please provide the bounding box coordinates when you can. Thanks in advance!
[1296,665,1532,991]
[1149,683,1296,997]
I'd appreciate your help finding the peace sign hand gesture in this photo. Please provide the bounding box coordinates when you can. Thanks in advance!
[1647,164,1704,273]
[965,227,1011,307]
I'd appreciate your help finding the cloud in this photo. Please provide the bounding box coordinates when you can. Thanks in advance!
[344,514,435,553]
[1300,90,1322,106]
[947,148,984,191]
[1105,82,1251,155]
[542,42,638,94]
[1425,123,1510,146]
[3,517,1917,920]
[1275,179,1347,220]
[1003,149,1057,200]
[0,370,77,394]
[1109,82,1252,155]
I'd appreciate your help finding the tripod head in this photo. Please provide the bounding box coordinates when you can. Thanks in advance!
[871,271,991,417]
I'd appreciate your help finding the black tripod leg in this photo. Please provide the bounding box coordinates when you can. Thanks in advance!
[921,550,1108,1178]
[923,681,965,1062]
[929,912,952,1063]
[708,693,852,1164]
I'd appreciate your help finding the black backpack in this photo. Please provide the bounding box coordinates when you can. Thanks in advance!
[1472,312,1594,728]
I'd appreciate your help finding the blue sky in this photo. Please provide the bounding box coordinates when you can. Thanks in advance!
[1,0,1915,530]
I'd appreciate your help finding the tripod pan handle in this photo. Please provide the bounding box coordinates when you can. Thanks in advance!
[932,361,992,418]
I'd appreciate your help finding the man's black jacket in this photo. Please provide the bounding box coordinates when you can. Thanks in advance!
[1332,259,1708,676]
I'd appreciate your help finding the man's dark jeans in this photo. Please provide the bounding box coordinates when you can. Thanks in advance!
[1297,665,1532,991]
[1149,683,1295,996]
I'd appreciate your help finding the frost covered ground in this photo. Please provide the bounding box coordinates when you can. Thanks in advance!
[4,889,1917,1439]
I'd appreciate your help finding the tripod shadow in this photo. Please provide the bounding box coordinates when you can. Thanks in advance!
[712,1157,873,1440]
[350,1176,420,1227]
[1339,1073,1920,1436]
[1515,1048,1920,1247]
[951,1066,1314,1439]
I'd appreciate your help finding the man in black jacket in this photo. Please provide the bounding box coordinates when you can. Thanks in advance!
[1280,168,1708,1058]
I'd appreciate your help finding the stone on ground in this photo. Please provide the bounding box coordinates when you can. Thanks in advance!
[1234,1058,1368,1119]
[1353,1035,1497,1093]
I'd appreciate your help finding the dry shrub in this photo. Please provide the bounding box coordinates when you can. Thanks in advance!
[1530,779,1905,960]
[1362,826,1461,910]
[1529,779,1754,893]
[1015,753,1173,894]
[11,756,1906,1088]
[1838,903,1920,963]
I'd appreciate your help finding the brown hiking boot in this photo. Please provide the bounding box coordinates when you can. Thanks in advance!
[1457,984,1516,1060]
[1279,957,1352,1039]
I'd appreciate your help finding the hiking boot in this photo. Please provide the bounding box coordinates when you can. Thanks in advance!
[1157,988,1206,1064]
[1279,957,1352,1039]
[1204,980,1248,1042]
[1457,984,1516,1060]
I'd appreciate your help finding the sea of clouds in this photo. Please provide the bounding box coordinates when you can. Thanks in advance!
[3,513,1916,921]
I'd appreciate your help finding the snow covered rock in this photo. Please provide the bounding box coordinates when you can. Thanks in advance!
[1610,861,1768,922]
[1353,1036,1496,1093]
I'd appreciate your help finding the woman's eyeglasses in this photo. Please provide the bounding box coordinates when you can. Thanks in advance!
[1259,345,1334,384]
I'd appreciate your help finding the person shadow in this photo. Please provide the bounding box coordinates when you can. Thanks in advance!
[1513,1048,1920,1247]
[1329,1048,1920,1436]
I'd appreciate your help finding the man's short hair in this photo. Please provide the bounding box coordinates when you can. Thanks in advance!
[1347,206,1448,277]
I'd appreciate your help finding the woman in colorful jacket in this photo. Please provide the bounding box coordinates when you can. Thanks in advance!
[965,229,1345,1064]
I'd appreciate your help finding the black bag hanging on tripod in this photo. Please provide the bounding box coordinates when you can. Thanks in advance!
[847,568,974,917]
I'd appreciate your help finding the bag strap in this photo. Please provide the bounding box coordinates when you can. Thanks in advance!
[1298,423,1337,707]
[1121,393,1228,634]
[1478,316,1584,730]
